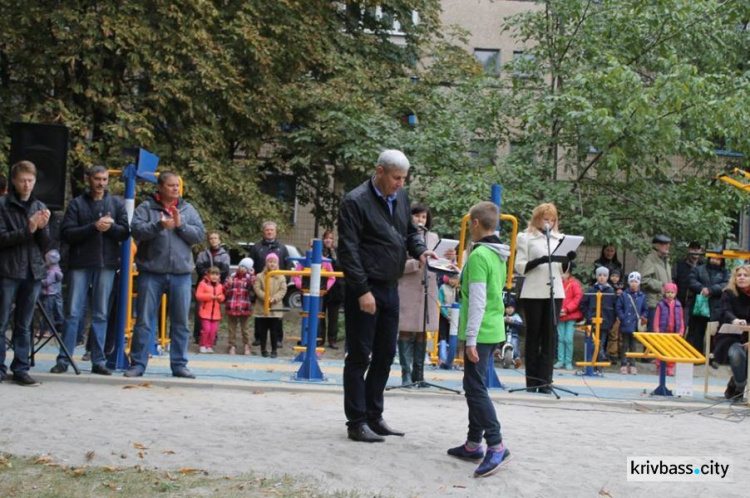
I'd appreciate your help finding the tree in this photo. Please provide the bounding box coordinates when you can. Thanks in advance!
[0,1,443,238]
[494,0,750,254]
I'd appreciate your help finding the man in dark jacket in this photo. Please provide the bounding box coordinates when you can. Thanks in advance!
[0,161,52,386]
[50,166,129,375]
[124,172,205,378]
[672,241,702,323]
[338,149,434,442]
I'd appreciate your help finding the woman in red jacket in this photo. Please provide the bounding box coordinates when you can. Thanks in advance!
[196,267,225,353]
[555,261,583,370]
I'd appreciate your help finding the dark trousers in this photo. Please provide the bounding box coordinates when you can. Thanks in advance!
[319,297,341,344]
[687,315,708,353]
[256,317,281,352]
[522,298,561,388]
[343,285,399,427]
[620,331,636,367]
[464,343,502,446]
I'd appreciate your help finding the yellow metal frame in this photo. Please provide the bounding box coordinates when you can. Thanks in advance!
[456,213,518,290]
[263,269,344,316]
[575,292,612,367]
[626,332,705,363]
[714,168,750,194]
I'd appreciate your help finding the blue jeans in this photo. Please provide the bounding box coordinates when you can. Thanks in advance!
[728,342,748,387]
[556,321,575,367]
[57,268,116,367]
[0,277,42,376]
[130,271,192,374]
[40,293,64,333]
[343,285,399,427]
[463,343,502,446]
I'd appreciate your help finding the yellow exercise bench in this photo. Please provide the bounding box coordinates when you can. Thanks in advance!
[627,332,705,396]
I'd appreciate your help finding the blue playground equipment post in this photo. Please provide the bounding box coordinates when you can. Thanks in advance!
[581,332,596,377]
[107,149,159,371]
[293,250,311,363]
[652,361,673,396]
[296,239,324,381]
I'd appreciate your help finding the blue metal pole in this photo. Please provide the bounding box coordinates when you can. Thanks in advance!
[296,239,324,381]
[652,361,673,396]
[107,163,136,371]
[293,250,312,363]
[486,184,504,389]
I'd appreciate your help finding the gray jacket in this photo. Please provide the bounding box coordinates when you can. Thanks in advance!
[131,195,205,275]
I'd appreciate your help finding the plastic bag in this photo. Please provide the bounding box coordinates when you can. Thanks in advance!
[692,294,710,318]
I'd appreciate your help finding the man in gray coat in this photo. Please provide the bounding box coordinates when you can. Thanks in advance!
[639,234,672,331]
[124,172,205,378]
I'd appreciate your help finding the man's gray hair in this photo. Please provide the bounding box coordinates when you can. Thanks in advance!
[377,149,410,172]
[262,221,277,230]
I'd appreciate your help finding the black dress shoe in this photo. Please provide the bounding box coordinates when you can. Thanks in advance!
[347,424,385,443]
[368,419,405,437]
[13,372,40,387]
[172,369,196,379]
[50,363,68,374]
[123,368,144,378]
[92,364,112,376]
[537,387,553,394]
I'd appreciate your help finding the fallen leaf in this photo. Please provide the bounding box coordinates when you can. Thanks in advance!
[71,467,87,476]
[164,472,176,481]
[85,451,95,461]
[138,382,152,388]
[34,456,52,464]
[252,390,264,395]
[104,466,119,472]
[161,450,176,455]
[103,482,117,490]
[122,385,138,389]
[134,464,144,472]
[133,443,148,450]
[138,451,146,459]
[599,489,613,497]
[178,467,200,475]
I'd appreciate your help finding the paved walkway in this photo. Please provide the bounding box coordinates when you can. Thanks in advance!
[22,344,743,409]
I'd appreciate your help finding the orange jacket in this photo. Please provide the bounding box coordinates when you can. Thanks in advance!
[196,277,225,321]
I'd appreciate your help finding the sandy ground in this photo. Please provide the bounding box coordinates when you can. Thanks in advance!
[1,379,748,497]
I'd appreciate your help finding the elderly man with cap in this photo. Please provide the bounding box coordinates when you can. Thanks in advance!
[672,241,703,324]
[639,234,673,331]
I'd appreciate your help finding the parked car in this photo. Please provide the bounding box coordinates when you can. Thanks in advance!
[227,242,304,309]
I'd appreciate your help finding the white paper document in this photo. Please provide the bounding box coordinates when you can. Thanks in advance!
[433,238,459,258]
[552,235,584,256]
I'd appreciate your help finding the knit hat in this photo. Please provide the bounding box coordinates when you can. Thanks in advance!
[664,282,678,293]
[595,266,609,278]
[266,252,279,261]
[628,271,641,283]
[238,258,254,270]
[610,268,622,278]
[505,297,516,308]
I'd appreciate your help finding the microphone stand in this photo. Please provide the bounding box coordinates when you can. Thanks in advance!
[388,226,460,394]
[509,225,578,399]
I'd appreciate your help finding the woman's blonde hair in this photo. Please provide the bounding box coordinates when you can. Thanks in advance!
[725,264,750,296]
[527,203,559,233]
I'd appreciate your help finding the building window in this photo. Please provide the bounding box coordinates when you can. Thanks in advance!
[512,50,536,78]
[474,49,501,76]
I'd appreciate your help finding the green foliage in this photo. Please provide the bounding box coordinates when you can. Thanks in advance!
[496,0,750,254]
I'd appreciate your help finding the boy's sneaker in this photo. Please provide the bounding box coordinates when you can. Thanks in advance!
[447,443,485,462]
[199,346,207,354]
[630,366,638,375]
[474,445,511,478]
[620,366,628,375]
[513,358,522,369]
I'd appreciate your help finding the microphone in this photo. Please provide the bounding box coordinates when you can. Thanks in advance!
[417,223,427,233]
[543,222,551,234]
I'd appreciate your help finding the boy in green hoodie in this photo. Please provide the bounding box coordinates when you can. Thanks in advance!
[447,201,511,478]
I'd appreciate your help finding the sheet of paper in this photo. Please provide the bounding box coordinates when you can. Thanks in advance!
[552,235,584,256]
[674,362,694,396]
[433,238,459,258]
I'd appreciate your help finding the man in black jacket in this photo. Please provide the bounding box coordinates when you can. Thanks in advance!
[338,149,434,442]
[51,166,129,375]
[0,161,52,386]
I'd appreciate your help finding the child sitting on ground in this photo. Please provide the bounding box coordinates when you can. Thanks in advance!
[616,272,648,375]
[447,201,511,478]
[225,258,255,355]
[196,267,225,354]
[253,253,287,358]
[653,282,684,376]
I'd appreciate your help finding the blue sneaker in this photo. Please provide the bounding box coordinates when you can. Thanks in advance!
[474,444,511,478]
[447,443,485,462]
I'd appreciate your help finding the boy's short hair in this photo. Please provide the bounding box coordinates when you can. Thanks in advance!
[11,160,37,179]
[469,201,498,231]
[208,266,221,275]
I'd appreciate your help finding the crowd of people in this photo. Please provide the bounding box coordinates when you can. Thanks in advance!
[3,149,748,480]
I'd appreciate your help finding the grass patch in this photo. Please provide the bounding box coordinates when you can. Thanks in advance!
[0,454,369,497]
